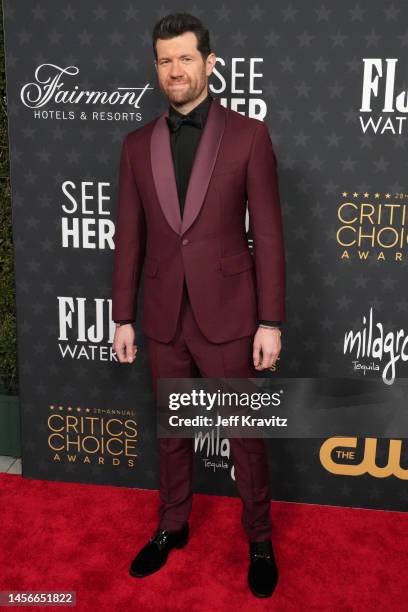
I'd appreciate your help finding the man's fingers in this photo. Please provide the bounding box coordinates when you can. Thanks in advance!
[253,330,282,370]
[115,342,127,362]
[253,342,261,367]
[113,326,137,363]
[261,348,277,369]
[256,343,281,370]
[114,341,137,363]
[125,342,137,363]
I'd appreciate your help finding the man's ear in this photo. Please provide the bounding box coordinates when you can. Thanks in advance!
[206,53,217,76]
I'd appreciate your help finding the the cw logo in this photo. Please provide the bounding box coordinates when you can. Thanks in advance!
[320,437,408,479]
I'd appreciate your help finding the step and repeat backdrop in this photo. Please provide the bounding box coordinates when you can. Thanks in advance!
[3,0,408,512]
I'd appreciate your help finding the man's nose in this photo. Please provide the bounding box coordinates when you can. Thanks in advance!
[169,61,184,78]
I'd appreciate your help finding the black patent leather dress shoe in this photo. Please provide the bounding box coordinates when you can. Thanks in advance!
[129,523,189,578]
[247,540,279,597]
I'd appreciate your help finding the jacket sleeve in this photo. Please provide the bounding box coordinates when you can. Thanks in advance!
[246,120,286,322]
[111,135,146,321]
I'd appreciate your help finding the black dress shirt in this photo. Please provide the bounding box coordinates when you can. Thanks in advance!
[114,93,281,329]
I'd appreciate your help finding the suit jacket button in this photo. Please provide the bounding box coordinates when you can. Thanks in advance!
[182,238,189,246]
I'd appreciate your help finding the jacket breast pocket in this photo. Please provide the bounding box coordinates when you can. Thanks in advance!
[212,160,243,177]
[144,257,159,278]
[220,250,254,276]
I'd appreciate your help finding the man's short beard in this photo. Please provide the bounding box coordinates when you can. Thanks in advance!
[164,76,207,107]
[167,87,195,107]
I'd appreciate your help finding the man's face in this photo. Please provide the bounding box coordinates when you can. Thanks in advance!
[155,31,216,106]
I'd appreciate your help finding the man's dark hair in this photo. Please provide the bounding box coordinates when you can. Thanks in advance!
[152,13,211,62]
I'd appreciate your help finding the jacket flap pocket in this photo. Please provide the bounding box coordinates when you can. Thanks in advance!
[144,257,159,277]
[220,250,254,276]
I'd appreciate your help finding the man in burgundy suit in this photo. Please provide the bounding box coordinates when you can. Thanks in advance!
[111,13,286,598]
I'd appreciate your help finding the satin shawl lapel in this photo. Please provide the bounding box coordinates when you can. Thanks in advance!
[150,98,226,236]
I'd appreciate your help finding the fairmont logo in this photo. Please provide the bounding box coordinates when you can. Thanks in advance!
[20,63,153,110]
[343,307,408,385]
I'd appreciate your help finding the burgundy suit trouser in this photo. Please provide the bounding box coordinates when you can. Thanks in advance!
[145,281,272,542]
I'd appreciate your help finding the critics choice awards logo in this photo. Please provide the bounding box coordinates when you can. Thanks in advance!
[47,403,138,469]
[336,191,408,262]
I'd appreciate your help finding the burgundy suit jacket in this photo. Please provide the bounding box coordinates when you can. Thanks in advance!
[111,98,286,344]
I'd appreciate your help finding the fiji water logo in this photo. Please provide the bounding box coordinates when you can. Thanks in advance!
[360,58,408,134]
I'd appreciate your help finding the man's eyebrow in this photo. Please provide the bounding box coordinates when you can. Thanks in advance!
[158,54,193,61]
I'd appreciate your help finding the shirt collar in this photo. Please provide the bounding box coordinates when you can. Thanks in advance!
[168,92,213,127]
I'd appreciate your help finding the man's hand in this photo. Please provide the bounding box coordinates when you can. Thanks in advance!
[113,324,137,364]
[253,327,281,370]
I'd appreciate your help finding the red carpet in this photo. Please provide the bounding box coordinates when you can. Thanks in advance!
[0,473,407,611]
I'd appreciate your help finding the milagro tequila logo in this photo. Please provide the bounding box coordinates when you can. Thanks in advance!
[20,63,152,121]
[360,58,408,135]
[194,422,235,481]
[343,307,408,385]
